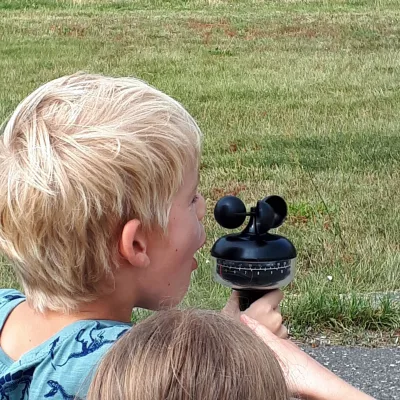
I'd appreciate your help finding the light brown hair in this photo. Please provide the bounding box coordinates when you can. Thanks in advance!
[87,309,290,400]
[0,73,202,313]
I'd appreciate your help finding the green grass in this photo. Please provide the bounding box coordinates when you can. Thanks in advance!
[1,0,400,340]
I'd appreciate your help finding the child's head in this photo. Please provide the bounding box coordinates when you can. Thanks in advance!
[86,308,290,400]
[0,73,205,313]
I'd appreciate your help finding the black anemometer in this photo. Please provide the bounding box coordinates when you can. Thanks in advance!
[211,195,297,311]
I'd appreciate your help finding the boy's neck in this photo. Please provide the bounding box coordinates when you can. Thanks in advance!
[63,297,134,324]
[46,274,141,323]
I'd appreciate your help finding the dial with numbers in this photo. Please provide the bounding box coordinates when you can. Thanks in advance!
[213,258,295,289]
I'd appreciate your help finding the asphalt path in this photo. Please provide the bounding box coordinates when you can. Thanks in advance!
[303,346,400,399]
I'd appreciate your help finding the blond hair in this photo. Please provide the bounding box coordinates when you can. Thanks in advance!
[0,73,202,313]
[86,309,290,400]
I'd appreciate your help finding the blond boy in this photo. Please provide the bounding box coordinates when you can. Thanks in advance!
[0,73,285,399]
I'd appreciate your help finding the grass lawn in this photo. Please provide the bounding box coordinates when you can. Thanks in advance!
[1,0,399,342]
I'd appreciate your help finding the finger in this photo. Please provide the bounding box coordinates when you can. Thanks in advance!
[270,312,283,333]
[252,310,283,333]
[222,290,240,317]
[241,315,277,341]
[275,324,288,339]
[249,289,284,310]
[230,290,240,302]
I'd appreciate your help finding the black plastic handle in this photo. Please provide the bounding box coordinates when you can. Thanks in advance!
[237,289,270,311]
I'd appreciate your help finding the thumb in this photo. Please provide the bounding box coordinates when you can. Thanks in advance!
[222,290,240,317]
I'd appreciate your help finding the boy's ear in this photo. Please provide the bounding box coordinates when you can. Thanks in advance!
[119,219,150,268]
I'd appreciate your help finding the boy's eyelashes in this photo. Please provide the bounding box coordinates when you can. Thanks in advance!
[191,194,199,204]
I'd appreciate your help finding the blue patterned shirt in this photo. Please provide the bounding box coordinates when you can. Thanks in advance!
[0,289,131,399]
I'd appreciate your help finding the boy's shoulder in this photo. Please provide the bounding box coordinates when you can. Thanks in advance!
[0,288,26,304]
[0,289,26,328]
[0,289,131,399]
[47,318,130,371]
[34,319,130,399]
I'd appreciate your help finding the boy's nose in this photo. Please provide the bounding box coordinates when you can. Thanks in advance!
[197,194,206,221]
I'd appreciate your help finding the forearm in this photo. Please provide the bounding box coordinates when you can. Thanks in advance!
[297,365,375,400]
[240,316,376,400]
